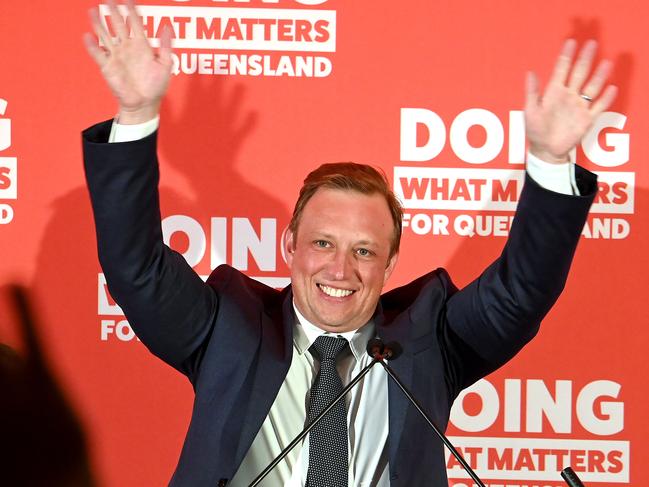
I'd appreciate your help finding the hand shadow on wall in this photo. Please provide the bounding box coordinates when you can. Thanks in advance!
[444,21,634,293]
[29,74,289,485]
[158,75,290,276]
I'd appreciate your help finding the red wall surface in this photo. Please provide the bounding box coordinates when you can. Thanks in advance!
[0,1,647,485]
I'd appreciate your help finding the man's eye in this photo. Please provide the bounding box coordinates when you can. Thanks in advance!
[314,240,329,248]
[356,248,371,257]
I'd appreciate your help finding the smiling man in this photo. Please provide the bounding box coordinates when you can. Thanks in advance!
[285,164,401,334]
[82,2,616,486]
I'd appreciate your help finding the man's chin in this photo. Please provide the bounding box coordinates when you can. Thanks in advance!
[312,316,363,333]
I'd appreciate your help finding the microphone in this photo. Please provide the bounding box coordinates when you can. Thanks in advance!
[366,337,384,358]
[561,467,586,487]
[367,338,403,361]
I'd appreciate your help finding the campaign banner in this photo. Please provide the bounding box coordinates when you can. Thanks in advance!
[0,1,646,485]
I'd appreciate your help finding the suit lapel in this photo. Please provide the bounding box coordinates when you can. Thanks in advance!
[375,303,414,465]
[235,287,295,464]
[233,286,418,469]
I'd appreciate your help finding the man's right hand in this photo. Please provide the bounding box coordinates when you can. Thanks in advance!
[83,0,173,124]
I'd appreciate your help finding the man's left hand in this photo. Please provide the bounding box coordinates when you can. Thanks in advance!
[525,39,618,164]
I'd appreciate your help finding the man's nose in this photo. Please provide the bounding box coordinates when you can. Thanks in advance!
[327,249,355,281]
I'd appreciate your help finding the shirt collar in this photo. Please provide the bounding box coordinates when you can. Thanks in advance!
[292,301,375,362]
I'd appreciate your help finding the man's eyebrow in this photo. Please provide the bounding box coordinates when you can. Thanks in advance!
[309,233,379,247]
[308,232,335,240]
[355,239,378,247]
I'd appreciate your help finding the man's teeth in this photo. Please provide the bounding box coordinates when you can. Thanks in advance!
[319,285,354,298]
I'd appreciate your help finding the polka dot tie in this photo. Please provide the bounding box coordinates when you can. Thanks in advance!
[306,336,349,487]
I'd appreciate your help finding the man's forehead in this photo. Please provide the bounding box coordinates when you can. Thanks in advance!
[298,190,392,236]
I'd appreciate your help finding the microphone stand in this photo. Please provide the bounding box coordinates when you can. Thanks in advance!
[247,358,382,487]
[376,342,588,487]
[246,338,586,487]
[561,467,586,486]
[374,346,486,487]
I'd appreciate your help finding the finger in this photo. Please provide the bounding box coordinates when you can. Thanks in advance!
[83,32,107,67]
[107,0,129,41]
[568,40,597,90]
[525,71,540,111]
[590,85,618,115]
[89,7,114,51]
[549,39,577,86]
[158,25,174,66]
[581,59,613,99]
[126,0,146,39]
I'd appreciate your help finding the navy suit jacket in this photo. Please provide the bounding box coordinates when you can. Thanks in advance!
[83,120,596,486]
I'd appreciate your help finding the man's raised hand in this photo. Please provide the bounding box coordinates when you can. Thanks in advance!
[525,39,618,164]
[83,0,173,124]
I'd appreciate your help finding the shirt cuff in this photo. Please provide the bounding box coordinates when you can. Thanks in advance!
[108,116,160,143]
[526,152,580,196]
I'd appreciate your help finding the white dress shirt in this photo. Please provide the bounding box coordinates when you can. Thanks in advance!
[230,306,390,486]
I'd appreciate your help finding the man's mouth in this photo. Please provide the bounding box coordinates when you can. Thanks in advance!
[318,284,355,298]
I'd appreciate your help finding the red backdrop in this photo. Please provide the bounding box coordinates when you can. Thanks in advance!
[0,1,647,485]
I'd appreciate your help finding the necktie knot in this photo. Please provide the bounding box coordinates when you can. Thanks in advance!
[311,335,348,361]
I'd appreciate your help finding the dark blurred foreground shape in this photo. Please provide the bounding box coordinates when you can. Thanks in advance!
[0,285,96,487]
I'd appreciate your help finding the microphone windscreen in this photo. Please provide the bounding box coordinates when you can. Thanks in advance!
[383,342,403,361]
[366,338,384,358]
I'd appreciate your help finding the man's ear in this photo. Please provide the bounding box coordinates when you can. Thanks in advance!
[283,229,296,268]
[384,252,398,282]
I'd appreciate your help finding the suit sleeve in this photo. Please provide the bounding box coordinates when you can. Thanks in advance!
[444,167,597,392]
[82,120,218,379]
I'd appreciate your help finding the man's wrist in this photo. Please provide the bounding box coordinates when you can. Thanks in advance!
[109,115,160,143]
[528,145,570,164]
[117,104,161,125]
[526,152,578,196]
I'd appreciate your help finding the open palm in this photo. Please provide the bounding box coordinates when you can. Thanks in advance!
[525,40,617,164]
[84,0,173,122]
